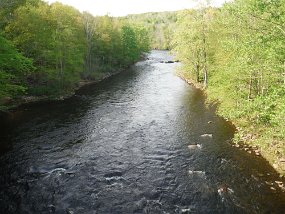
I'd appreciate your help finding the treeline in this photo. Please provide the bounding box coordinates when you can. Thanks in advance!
[125,11,177,50]
[172,0,285,171]
[0,0,150,105]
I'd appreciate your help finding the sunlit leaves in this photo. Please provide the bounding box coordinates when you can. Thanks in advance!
[0,34,34,98]
[1,0,150,97]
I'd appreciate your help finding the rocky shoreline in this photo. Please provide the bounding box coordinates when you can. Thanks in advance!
[178,73,285,177]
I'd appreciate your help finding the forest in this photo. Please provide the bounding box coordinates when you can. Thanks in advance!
[125,11,177,50]
[171,0,285,173]
[0,0,285,173]
[0,0,150,108]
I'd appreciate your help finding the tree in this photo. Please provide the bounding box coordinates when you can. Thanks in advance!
[82,12,97,75]
[50,2,86,89]
[172,7,214,87]
[121,25,139,64]
[2,0,150,97]
[0,34,35,99]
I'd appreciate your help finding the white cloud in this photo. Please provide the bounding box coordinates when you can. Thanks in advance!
[44,0,227,16]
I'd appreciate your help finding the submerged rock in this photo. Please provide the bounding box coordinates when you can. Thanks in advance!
[66,209,74,214]
[217,186,234,195]
[187,144,202,150]
[49,168,66,174]
[200,134,213,138]
[48,204,56,213]
[188,170,206,177]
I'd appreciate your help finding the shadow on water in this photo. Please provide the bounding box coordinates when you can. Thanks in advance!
[178,87,285,213]
[0,67,139,154]
[0,50,285,214]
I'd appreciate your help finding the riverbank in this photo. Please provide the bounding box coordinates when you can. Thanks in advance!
[177,69,285,176]
[226,116,285,176]
[0,50,151,113]
[2,50,285,213]
[0,70,122,113]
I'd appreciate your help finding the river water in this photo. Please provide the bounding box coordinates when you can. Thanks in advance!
[0,51,285,213]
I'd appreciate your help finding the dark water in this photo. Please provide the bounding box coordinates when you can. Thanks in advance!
[0,51,285,214]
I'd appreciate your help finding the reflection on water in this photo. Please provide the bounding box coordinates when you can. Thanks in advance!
[0,50,285,213]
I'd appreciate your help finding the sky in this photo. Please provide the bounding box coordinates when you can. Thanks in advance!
[44,0,228,17]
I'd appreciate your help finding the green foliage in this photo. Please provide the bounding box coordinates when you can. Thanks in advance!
[0,0,27,28]
[172,0,285,171]
[121,25,140,64]
[5,2,86,93]
[1,0,150,98]
[0,34,34,98]
[81,15,150,79]
[172,8,214,86]
[125,11,178,49]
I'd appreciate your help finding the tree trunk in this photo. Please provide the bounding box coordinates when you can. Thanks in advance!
[195,62,200,82]
[60,57,64,88]
[248,74,253,100]
[83,13,95,74]
[204,66,208,88]
[283,60,285,86]
[202,33,208,88]
[202,12,208,88]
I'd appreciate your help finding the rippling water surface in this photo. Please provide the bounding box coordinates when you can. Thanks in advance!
[0,51,285,213]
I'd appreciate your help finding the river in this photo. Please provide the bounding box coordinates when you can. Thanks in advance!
[0,50,285,213]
